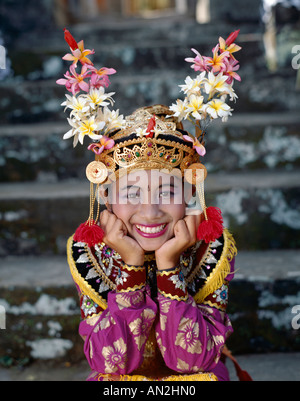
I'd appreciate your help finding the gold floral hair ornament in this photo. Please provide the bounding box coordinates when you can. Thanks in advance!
[57,29,241,246]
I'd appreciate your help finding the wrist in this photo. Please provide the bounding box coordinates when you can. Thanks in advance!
[123,254,144,267]
[156,257,180,271]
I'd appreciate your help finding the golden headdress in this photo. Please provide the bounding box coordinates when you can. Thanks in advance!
[57,29,241,246]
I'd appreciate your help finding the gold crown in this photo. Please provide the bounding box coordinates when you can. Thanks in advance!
[87,106,201,183]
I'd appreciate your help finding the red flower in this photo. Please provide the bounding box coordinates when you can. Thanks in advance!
[146,115,156,138]
[225,30,240,46]
[64,28,78,51]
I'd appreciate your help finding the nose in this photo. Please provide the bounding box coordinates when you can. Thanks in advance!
[137,199,164,220]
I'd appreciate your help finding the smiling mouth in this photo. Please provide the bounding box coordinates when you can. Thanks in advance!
[134,223,168,238]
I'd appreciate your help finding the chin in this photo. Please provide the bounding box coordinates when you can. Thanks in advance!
[136,238,165,252]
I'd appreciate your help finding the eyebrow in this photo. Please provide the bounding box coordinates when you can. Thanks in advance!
[159,183,177,189]
[120,183,178,192]
[120,184,140,191]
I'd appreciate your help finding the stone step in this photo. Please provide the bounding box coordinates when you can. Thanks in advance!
[1,112,299,183]
[0,250,299,367]
[0,169,299,255]
[2,65,299,125]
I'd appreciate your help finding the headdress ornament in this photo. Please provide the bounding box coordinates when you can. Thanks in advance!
[57,28,241,246]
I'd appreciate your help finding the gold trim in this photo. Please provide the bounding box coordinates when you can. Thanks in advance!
[157,266,180,276]
[144,253,156,262]
[85,244,116,290]
[117,283,145,293]
[193,229,237,304]
[67,235,108,310]
[186,243,212,285]
[158,288,188,302]
[202,299,227,312]
[94,372,217,381]
[122,264,145,272]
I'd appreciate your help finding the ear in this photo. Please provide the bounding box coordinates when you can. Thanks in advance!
[184,181,197,208]
[98,185,112,212]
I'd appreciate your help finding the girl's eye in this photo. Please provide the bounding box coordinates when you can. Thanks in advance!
[127,192,140,199]
[159,191,174,198]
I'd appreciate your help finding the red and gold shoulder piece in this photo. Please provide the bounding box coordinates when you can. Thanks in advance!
[66,235,122,310]
[184,228,237,304]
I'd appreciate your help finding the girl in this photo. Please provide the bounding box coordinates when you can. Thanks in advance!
[58,29,243,381]
[66,105,237,381]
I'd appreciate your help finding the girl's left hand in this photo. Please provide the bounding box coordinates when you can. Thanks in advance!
[155,214,201,270]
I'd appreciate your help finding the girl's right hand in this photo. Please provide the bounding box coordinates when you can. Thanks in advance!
[99,210,145,266]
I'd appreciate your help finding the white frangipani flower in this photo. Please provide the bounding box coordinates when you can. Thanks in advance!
[204,99,232,120]
[85,87,115,109]
[179,72,206,96]
[169,98,188,122]
[61,94,89,120]
[186,94,205,120]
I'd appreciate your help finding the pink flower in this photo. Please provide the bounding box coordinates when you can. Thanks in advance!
[56,64,90,95]
[183,135,206,156]
[89,66,116,89]
[88,136,115,155]
[185,48,210,72]
[222,58,241,84]
[205,45,230,73]
[218,30,242,60]
[62,39,95,67]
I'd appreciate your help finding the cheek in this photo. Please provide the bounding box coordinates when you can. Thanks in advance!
[162,203,186,223]
[111,203,134,226]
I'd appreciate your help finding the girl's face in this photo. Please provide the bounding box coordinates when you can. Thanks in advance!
[108,169,188,252]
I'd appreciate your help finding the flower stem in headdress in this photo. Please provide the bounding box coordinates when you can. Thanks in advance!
[169,30,241,242]
[170,29,241,137]
[57,28,124,247]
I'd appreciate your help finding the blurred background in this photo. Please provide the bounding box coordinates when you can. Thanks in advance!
[0,0,300,380]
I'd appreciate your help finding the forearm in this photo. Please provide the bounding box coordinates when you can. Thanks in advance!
[79,262,157,374]
[155,267,233,373]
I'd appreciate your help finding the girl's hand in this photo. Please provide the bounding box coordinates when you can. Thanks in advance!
[155,214,201,271]
[100,210,145,266]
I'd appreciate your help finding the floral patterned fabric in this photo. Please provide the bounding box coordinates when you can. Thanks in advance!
[67,229,237,381]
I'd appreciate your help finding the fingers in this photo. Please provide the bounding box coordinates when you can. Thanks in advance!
[174,215,200,249]
[99,209,111,228]
[184,214,201,240]
[100,210,127,244]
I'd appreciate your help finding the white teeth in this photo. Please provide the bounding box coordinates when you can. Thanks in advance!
[136,224,166,234]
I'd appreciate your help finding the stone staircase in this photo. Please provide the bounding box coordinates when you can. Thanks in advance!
[1,14,300,368]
